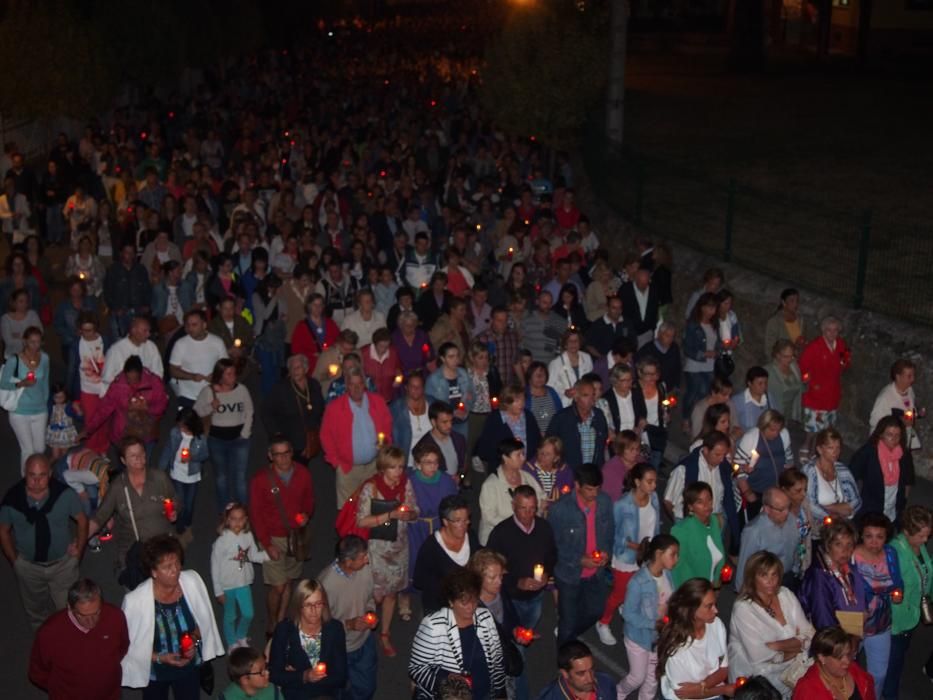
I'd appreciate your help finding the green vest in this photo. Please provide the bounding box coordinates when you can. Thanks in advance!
[890,533,933,634]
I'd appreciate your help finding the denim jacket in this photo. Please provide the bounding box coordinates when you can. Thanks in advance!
[611,491,662,566]
[547,491,615,584]
[623,565,673,650]
[157,426,210,476]
[683,321,719,363]
[425,367,475,411]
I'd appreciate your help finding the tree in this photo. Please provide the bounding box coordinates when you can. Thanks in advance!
[480,0,610,151]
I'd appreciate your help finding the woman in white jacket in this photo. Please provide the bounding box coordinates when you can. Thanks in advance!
[121,534,224,696]
[547,329,594,408]
[409,568,507,700]
[728,551,814,698]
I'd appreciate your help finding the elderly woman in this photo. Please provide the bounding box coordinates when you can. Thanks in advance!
[120,534,224,698]
[735,409,794,520]
[413,494,482,615]
[764,288,809,356]
[426,342,474,439]
[392,310,434,376]
[290,293,341,378]
[766,339,804,424]
[84,355,169,462]
[524,361,562,437]
[522,436,573,506]
[779,467,815,587]
[476,383,542,470]
[409,569,507,700]
[802,428,861,538]
[0,324,50,472]
[478,438,545,545]
[355,446,419,657]
[729,552,815,697]
[658,578,733,700]
[886,505,933,699]
[1,288,42,358]
[852,512,903,694]
[269,579,348,700]
[584,262,614,322]
[547,328,593,408]
[870,358,921,447]
[850,416,914,525]
[65,235,107,298]
[194,358,254,513]
[262,354,325,464]
[800,518,868,631]
[791,626,874,700]
[799,315,850,436]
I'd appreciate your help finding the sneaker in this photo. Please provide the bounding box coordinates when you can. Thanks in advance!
[595,621,617,646]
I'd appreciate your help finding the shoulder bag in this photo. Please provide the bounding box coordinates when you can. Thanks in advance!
[0,356,24,412]
[267,470,312,561]
[117,481,148,590]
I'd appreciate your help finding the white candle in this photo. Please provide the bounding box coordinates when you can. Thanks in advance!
[748,449,760,470]
[533,564,544,582]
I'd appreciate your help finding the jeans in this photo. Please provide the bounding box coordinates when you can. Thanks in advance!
[222,585,254,648]
[862,630,891,698]
[257,346,284,395]
[209,436,250,512]
[342,633,377,700]
[171,479,199,532]
[616,637,658,700]
[883,629,912,700]
[141,666,200,700]
[511,595,544,700]
[9,411,48,474]
[556,573,610,648]
[683,371,713,420]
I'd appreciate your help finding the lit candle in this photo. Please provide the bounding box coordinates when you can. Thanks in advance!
[722,338,733,349]
[667,396,678,407]
[533,564,544,582]
[328,364,339,377]
[421,343,430,356]
[591,550,603,563]
[736,677,748,688]
[905,410,914,420]
[364,612,378,625]
[180,447,190,463]
[315,661,327,675]
[560,485,571,495]
[394,373,404,385]
[748,449,760,470]
[457,401,465,412]
[732,462,741,473]
[892,588,904,604]
[475,223,482,231]
[234,338,242,348]
[491,396,499,410]
[661,398,671,408]
[802,372,810,382]
[180,633,194,653]
[398,504,409,513]
[294,513,307,526]
[823,515,833,526]
[720,564,734,584]
[26,371,35,382]
[420,282,428,289]
[507,246,514,259]
[513,626,534,644]
[163,498,175,520]
[78,271,86,280]
[661,615,670,625]
[377,432,386,446]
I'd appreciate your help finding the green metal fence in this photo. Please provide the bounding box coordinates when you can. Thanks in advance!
[583,131,933,326]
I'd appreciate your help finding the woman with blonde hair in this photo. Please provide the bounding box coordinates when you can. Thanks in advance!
[268,578,348,698]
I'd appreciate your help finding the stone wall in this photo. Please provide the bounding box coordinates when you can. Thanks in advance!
[575,165,933,479]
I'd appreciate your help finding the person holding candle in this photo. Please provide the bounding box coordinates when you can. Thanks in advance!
[101,316,164,389]
[409,568,507,700]
[849,416,914,526]
[0,325,50,473]
[801,428,861,539]
[120,534,224,697]
[798,315,849,440]
[169,309,229,413]
[210,502,270,651]
[614,534,679,700]
[291,293,341,379]
[664,430,731,526]
[523,436,574,505]
[799,518,868,631]
[790,626,875,700]
[262,355,325,465]
[478,438,545,545]
[869,359,921,451]
[426,342,475,440]
[268,578,348,700]
[764,288,809,358]
[766,340,804,425]
[596,462,661,646]
[637,356,673,469]
[734,409,794,522]
[321,367,393,508]
[851,512,903,694]
[671,482,726,588]
[779,467,816,588]
[209,296,255,370]
[342,288,387,349]
[682,291,720,424]
[389,370,436,467]
[414,271,451,332]
[354,445,419,656]
[476,383,542,472]
[157,407,208,542]
[548,463,614,647]
[734,488,800,591]
[729,551,815,697]
[391,311,434,376]
[360,327,402,404]
[886,504,933,699]
[547,328,593,409]
[658,577,734,700]
[464,340,503,475]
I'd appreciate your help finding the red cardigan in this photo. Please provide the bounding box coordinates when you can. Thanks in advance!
[361,344,402,404]
[791,660,875,700]
[291,316,340,375]
[321,391,393,474]
[799,336,850,411]
[248,463,316,548]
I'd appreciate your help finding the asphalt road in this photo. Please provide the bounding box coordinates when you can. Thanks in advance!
[1,364,932,699]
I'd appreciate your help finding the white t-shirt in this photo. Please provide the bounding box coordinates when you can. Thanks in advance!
[408,410,431,466]
[613,390,636,431]
[170,433,199,484]
[661,617,728,700]
[102,337,164,387]
[78,336,106,396]
[169,333,228,400]
[664,453,725,520]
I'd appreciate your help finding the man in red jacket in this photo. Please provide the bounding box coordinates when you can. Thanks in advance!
[29,578,129,700]
[321,367,393,508]
[249,432,315,639]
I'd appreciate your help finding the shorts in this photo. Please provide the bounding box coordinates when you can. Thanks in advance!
[261,536,303,586]
[803,408,837,433]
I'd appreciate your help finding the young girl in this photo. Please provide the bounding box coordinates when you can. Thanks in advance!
[210,502,270,651]
[157,407,208,539]
[46,383,82,459]
[617,534,679,700]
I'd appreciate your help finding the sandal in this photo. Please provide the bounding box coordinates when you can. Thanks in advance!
[379,632,397,657]
[398,605,412,622]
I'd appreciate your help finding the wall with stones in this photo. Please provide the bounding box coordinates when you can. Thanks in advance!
[575,170,933,479]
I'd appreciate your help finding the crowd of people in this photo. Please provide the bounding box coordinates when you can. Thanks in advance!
[0,14,929,700]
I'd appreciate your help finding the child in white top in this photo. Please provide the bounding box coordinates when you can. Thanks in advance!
[210,502,270,651]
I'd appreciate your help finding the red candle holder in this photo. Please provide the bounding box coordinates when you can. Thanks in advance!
[294,513,307,527]
[491,396,499,410]
[421,343,430,356]
[315,661,327,675]
[802,372,810,382]
[180,633,194,653]
[163,498,175,520]
[591,550,604,563]
[364,612,378,626]
[457,401,465,412]
[892,588,904,604]
[661,615,670,625]
[513,626,534,644]
[720,564,734,584]
[26,371,35,382]
[736,676,748,688]
[560,485,572,495]
[180,447,190,463]
[823,515,833,526]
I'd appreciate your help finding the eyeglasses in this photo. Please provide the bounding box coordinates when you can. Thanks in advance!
[241,667,270,677]
[270,450,293,457]
[302,601,326,609]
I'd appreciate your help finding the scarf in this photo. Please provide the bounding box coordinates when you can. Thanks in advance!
[877,440,903,487]
[0,478,68,562]
[372,471,407,503]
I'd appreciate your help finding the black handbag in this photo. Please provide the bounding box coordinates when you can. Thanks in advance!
[714,352,735,378]
[368,498,399,541]
[117,540,147,590]
[199,659,215,694]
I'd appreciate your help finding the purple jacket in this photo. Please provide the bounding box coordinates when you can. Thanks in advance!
[799,547,868,631]
[522,462,575,503]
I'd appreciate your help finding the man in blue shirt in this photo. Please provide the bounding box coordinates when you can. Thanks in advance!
[735,487,799,590]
